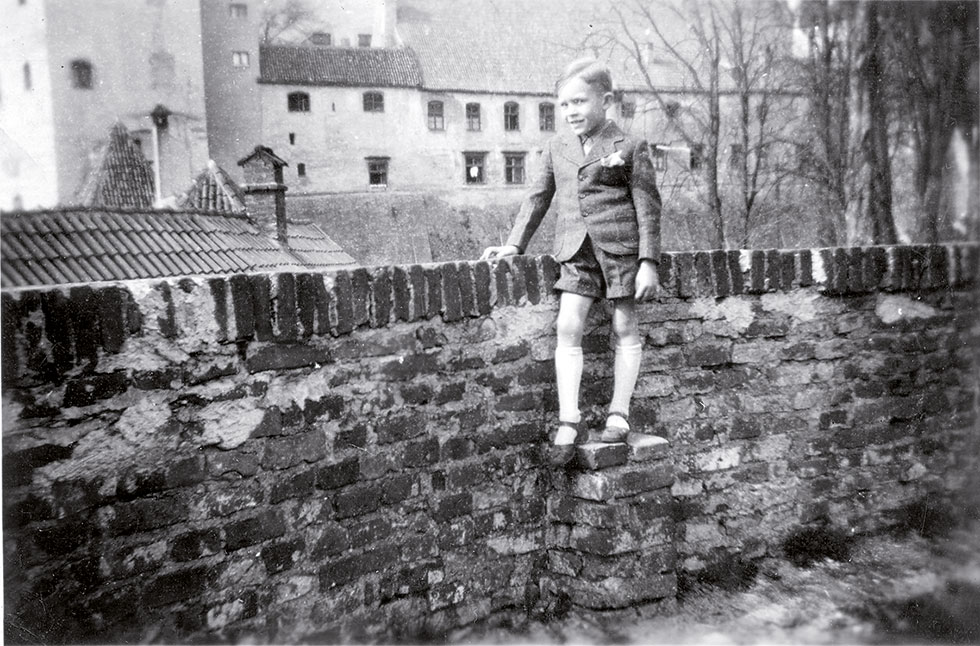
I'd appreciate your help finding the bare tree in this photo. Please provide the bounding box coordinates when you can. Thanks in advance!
[260,0,317,44]
[590,0,799,249]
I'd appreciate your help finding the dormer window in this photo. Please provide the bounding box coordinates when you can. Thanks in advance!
[287,91,310,112]
[71,59,93,89]
[310,32,331,46]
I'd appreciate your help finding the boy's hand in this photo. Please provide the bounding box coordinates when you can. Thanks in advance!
[634,259,661,302]
[480,245,520,261]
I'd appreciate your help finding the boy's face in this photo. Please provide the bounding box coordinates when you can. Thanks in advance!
[557,77,612,138]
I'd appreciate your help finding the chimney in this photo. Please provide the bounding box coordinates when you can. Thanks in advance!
[237,145,289,245]
[380,0,400,47]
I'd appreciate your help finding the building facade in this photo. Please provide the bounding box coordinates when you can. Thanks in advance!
[0,0,209,211]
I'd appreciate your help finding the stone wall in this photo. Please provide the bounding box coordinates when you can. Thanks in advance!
[2,243,978,643]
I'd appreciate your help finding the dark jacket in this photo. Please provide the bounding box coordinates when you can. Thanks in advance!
[506,120,661,262]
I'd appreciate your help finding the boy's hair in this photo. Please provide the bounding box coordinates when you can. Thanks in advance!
[555,58,613,95]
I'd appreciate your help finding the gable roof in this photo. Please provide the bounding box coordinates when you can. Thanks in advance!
[0,207,355,289]
[174,161,248,215]
[259,45,423,87]
[74,122,156,208]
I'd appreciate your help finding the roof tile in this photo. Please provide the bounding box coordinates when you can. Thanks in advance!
[260,45,422,87]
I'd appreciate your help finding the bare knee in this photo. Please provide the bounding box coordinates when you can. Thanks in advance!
[612,303,640,345]
[556,310,586,346]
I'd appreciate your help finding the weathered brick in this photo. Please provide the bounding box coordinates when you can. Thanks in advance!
[432,492,472,523]
[295,274,317,337]
[316,457,360,490]
[765,250,781,291]
[350,268,371,327]
[96,286,128,352]
[438,263,462,322]
[262,538,305,575]
[675,253,696,297]
[626,433,669,461]
[370,267,393,327]
[686,342,731,367]
[224,511,285,551]
[381,352,440,381]
[392,266,412,322]
[749,251,766,293]
[335,482,382,518]
[275,273,298,340]
[424,266,443,318]
[144,565,215,608]
[375,410,426,443]
[230,275,255,340]
[694,251,713,296]
[262,431,327,470]
[409,265,427,321]
[382,473,415,504]
[521,256,541,305]
[270,468,317,503]
[172,529,222,561]
[349,516,395,549]
[333,271,354,334]
[473,261,493,314]
[32,517,94,556]
[508,257,527,303]
[319,544,399,588]
[153,282,178,339]
[727,250,744,294]
[245,344,331,374]
[798,250,813,286]
[493,342,529,364]
[496,391,538,411]
[494,260,513,306]
[540,255,560,294]
[575,442,629,470]
[62,371,129,408]
[440,437,473,461]
[249,275,274,341]
[404,437,440,468]
[4,443,74,487]
[711,250,730,297]
[457,262,477,316]
[435,381,467,405]
[313,522,350,557]
[571,463,674,501]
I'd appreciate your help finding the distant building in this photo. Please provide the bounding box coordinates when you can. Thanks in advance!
[0,0,209,211]
[0,143,354,289]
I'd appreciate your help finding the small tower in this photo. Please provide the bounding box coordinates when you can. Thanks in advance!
[237,145,289,245]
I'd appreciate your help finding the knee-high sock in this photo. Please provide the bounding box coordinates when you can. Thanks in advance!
[609,342,643,423]
[554,345,583,424]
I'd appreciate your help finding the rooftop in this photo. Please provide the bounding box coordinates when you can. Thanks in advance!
[259,45,423,87]
[74,123,155,208]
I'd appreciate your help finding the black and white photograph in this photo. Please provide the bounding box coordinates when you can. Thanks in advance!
[1,0,978,643]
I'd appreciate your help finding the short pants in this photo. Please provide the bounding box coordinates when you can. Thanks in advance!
[554,235,638,300]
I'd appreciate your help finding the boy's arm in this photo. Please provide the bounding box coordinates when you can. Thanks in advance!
[503,145,556,253]
[630,140,662,264]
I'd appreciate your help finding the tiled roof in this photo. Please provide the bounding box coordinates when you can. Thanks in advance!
[74,122,156,208]
[398,0,703,94]
[259,45,423,87]
[174,161,247,215]
[0,207,355,289]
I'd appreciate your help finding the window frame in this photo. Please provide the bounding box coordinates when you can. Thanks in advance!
[466,103,481,131]
[538,102,555,131]
[23,62,32,90]
[363,91,384,113]
[427,100,445,131]
[231,51,250,67]
[651,144,667,172]
[358,34,372,47]
[620,99,636,119]
[310,32,331,46]
[503,152,526,185]
[297,162,307,177]
[70,59,93,89]
[503,101,520,131]
[287,91,310,113]
[366,156,389,187]
[228,3,247,18]
[464,152,487,185]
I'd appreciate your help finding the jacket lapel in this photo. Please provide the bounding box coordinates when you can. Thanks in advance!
[557,132,585,167]
[581,121,626,168]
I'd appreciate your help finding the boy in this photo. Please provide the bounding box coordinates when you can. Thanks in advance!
[481,58,661,465]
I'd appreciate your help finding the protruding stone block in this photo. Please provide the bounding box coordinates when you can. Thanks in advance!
[574,442,629,470]
[626,433,669,461]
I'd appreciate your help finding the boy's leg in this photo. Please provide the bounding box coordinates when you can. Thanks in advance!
[606,300,643,437]
[554,291,594,444]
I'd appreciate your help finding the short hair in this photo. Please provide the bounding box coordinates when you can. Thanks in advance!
[555,58,613,94]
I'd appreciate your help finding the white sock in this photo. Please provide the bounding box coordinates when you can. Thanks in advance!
[609,342,642,427]
[554,345,583,430]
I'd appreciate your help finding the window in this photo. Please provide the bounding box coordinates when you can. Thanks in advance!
[228,3,247,18]
[504,153,526,184]
[232,51,250,67]
[71,59,93,89]
[504,102,519,131]
[689,143,704,171]
[289,132,296,145]
[287,92,310,112]
[466,103,481,131]
[310,32,331,46]
[665,101,680,119]
[297,163,306,177]
[358,34,372,47]
[464,152,486,184]
[651,144,667,172]
[23,63,31,90]
[367,157,389,187]
[363,91,384,112]
[426,100,444,130]
[539,102,554,131]
[620,99,636,119]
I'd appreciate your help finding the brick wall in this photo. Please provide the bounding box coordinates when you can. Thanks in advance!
[2,243,978,643]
